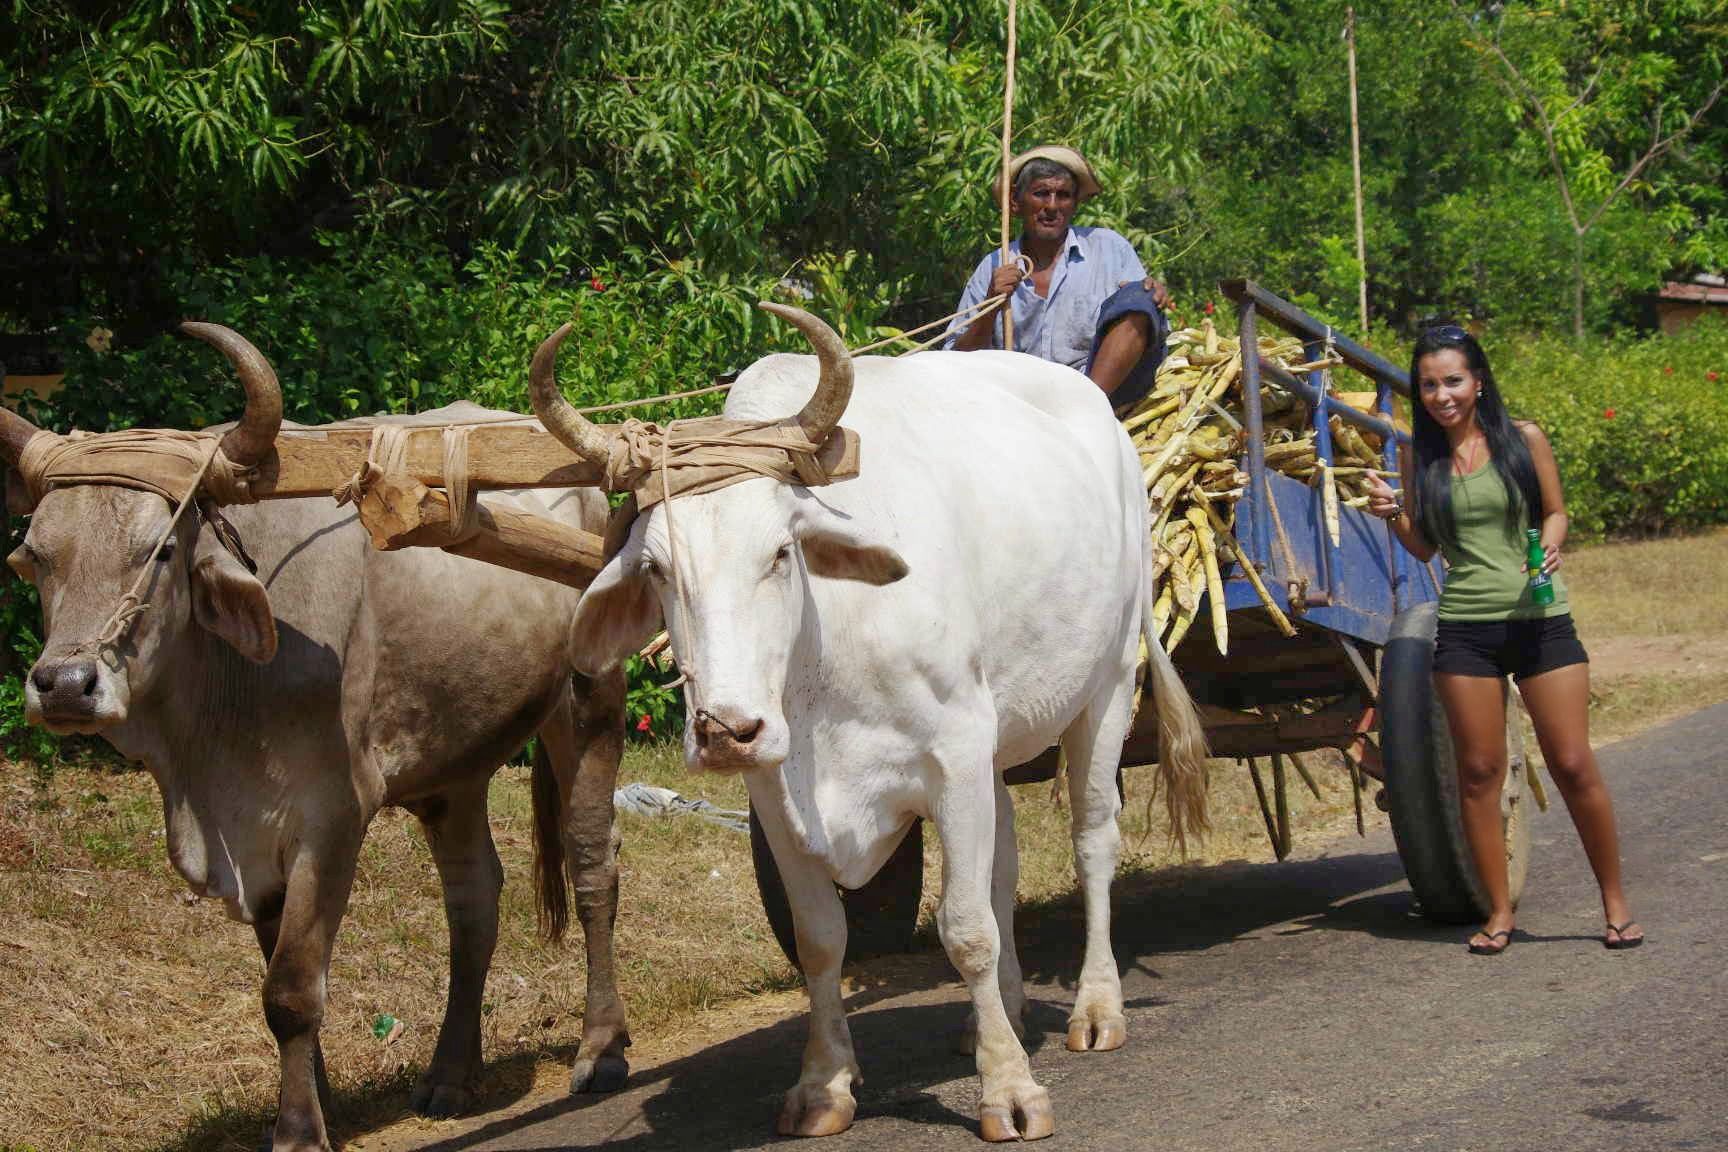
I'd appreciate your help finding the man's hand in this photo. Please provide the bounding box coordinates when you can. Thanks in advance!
[988,263,1025,298]
[1120,277,1172,310]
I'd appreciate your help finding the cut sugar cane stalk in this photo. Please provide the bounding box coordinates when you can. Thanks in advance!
[1320,461,1341,547]
[1185,504,1228,656]
[1204,500,1296,637]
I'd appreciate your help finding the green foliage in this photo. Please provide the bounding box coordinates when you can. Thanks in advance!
[624,655,684,742]
[1494,318,1728,538]
[1,0,1254,330]
[0,529,56,766]
[1167,0,1725,331]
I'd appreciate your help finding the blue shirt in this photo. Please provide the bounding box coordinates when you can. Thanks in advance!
[943,226,1148,370]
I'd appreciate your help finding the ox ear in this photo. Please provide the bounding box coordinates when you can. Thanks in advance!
[567,554,663,675]
[190,530,278,664]
[797,517,909,586]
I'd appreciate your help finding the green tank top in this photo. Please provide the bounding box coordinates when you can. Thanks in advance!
[1436,463,1569,622]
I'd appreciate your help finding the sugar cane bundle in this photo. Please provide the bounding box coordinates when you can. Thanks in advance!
[1121,320,1388,655]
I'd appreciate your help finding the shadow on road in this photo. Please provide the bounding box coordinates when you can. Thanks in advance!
[346,843,1458,1152]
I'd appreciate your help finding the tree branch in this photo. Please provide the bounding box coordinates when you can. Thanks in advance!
[1450,1,1584,232]
[1580,80,1725,233]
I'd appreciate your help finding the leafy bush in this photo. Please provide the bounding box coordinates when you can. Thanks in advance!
[1493,318,1728,539]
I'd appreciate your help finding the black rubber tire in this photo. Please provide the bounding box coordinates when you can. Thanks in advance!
[749,806,925,970]
[1380,602,1532,924]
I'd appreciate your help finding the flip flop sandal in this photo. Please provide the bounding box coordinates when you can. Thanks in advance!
[1604,921,1644,950]
[1468,929,1513,956]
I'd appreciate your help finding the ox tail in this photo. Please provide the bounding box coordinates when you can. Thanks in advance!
[530,739,571,943]
[1143,537,1211,855]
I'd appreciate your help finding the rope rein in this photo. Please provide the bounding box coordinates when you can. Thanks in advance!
[657,418,707,724]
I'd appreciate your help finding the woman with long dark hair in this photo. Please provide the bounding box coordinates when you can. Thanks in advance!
[1365,325,1642,955]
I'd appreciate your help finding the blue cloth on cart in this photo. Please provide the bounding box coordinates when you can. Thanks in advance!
[1089,278,1170,416]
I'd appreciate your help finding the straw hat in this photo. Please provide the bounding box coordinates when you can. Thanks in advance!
[997,145,1103,203]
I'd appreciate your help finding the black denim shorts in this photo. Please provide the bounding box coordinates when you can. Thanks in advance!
[1434,614,1589,682]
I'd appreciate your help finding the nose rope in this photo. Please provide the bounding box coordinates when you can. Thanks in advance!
[68,440,222,659]
[693,708,749,740]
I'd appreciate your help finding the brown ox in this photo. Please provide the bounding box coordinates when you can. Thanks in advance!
[1,330,631,1152]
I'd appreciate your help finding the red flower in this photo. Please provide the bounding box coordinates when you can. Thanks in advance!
[1203,300,1215,316]
[590,275,607,292]
[1603,408,1616,419]
[1664,365,1673,375]
[635,713,653,733]
[1709,371,1720,382]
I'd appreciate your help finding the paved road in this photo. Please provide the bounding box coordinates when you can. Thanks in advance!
[391,703,1727,1152]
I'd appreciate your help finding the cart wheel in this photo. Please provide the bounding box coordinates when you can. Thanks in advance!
[748,806,925,970]
[1379,602,1532,924]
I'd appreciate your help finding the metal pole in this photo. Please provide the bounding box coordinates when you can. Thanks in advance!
[1346,7,1369,334]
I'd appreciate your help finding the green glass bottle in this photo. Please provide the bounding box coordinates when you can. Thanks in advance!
[1525,528,1555,606]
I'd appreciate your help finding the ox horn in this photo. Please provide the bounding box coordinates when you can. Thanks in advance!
[1,403,51,468]
[180,322,283,467]
[757,302,854,444]
[529,323,612,463]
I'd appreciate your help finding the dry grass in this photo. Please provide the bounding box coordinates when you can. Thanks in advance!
[3,530,1725,1151]
[1566,526,1728,640]
[1550,526,1728,748]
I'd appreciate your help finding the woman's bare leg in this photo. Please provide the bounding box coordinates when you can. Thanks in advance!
[1517,663,1641,944]
[1436,672,1515,948]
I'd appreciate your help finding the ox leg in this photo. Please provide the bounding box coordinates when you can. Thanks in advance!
[750,787,859,1138]
[957,775,1028,1055]
[262,832,363,1152]
[253,913,331,1152]
[933,763,1053,1142]
[408,780,503,1117]
[1060,681,1131,1053]
[543,671,633,1095]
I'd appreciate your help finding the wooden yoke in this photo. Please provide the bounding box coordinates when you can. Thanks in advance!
[354,473,606,590]
[254,423,603,499]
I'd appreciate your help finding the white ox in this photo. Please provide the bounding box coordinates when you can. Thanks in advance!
[531,305,1207,1141]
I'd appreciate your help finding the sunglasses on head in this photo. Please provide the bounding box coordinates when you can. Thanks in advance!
[1421,323,1469,341]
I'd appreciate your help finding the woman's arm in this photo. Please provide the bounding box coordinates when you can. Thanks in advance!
[1366,441,1438,561]
[1520,421,1568,574]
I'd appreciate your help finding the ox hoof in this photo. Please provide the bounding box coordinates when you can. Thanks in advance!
[776,1085,857,1138]
[259,1121,332,1152]
[570,1053,630,1095]
[410,1078,473,1118]
[979,1086,1054,1143]
[1065,1012,1127,1053]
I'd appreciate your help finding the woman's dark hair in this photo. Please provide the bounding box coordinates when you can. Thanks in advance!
[1408,324,1542,551]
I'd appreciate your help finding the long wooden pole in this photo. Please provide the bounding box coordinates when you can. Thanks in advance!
[353,472,605,589]
[1346,6,1369,334]
[998,0,1018,352]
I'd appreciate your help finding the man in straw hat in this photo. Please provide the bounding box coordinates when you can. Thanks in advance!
[945,144,1170,413]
